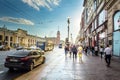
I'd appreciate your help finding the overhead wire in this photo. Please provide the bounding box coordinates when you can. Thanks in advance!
[0,0,39,22]
[5,0,37,20]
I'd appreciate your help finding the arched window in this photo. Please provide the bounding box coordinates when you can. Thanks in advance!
[113,10,120,56]
[113,11,120,31]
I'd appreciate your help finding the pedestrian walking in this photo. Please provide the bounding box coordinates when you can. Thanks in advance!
[104,45,112,67]
[72,45,77,59]
[100,46,104,59]
[77,45,83,61]
[91,46,95,56]
[87,46,91,55]
[85,46,88,55]
[64,45,68,57]
[69,45,73,57]
[95,46,98,56]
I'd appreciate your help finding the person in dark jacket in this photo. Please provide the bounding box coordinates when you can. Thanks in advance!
[72,45,77,59]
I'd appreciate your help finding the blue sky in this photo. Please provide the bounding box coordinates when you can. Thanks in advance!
[0,0,83,42]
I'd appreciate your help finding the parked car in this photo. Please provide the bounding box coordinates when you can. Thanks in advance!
[4,50,46,71]
[28,46,45,55]
[0,45,10,51]
[16,46,24,50]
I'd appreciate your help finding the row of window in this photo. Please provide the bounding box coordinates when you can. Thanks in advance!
[0,35,13,41]
[85,0,103,23]
[88,9,107,33]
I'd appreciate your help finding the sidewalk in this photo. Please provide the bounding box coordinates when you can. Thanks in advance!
[40,51,120,80]
[111,56,120,62]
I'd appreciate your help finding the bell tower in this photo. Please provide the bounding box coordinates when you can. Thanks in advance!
[56,27,60,45]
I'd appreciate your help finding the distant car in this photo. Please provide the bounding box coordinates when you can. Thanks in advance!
[0,45,10,51]
[59,44,62,48]
[0,45,4,50]
[4,50,46,71]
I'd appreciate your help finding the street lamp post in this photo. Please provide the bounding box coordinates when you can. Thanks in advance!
[67,17,70,43]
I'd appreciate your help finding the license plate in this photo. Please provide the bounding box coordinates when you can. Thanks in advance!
[10,59,18,62]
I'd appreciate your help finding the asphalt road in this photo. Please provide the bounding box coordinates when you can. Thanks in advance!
[0,47,120,80]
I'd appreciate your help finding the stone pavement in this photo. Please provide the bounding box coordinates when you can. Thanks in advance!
[39,51,120,80]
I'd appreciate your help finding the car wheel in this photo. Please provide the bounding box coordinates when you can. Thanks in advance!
[9,68,14,71]
[28,63,34,71]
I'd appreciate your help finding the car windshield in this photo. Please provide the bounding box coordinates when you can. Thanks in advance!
[13,50,30,56]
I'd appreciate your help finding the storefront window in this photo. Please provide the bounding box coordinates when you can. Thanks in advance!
[114,11,120,31]
[113,11,120,56]
[99,32,105,39]
[98,10,105,26]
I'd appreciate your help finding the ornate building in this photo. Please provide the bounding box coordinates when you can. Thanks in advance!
[77,0,120,56]
[0,27,45,48]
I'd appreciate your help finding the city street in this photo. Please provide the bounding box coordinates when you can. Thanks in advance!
[0,47,120,80]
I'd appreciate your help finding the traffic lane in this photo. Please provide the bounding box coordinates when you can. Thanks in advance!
[0,57,46,80]
[0,50,18,76]
[0,50,17,65]
[0,50,19,75]
[14,47,64,80]
[0,48,59,80]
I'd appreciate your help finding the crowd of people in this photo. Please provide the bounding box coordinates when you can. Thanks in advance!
[64,44,83,61]
[64,44,112,67]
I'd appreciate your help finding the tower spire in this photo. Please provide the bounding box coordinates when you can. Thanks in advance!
[58,26,59,31]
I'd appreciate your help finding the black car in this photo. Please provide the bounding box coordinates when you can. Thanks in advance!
[4,50,45,71]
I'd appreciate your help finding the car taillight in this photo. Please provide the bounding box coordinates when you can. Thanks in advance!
[6,57,10,61]
[20,57,30,61]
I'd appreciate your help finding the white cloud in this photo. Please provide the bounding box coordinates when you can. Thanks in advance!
[0,17,34,25]
[22,0,61,11]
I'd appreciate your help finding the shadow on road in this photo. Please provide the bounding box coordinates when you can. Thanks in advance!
[0,69,28,80]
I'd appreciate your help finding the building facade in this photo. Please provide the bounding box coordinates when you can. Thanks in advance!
[0,27,46,48]
[106,0,120,56]
[77,0,120,56]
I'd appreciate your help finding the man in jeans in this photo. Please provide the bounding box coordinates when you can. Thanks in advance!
[104,45,112,67]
